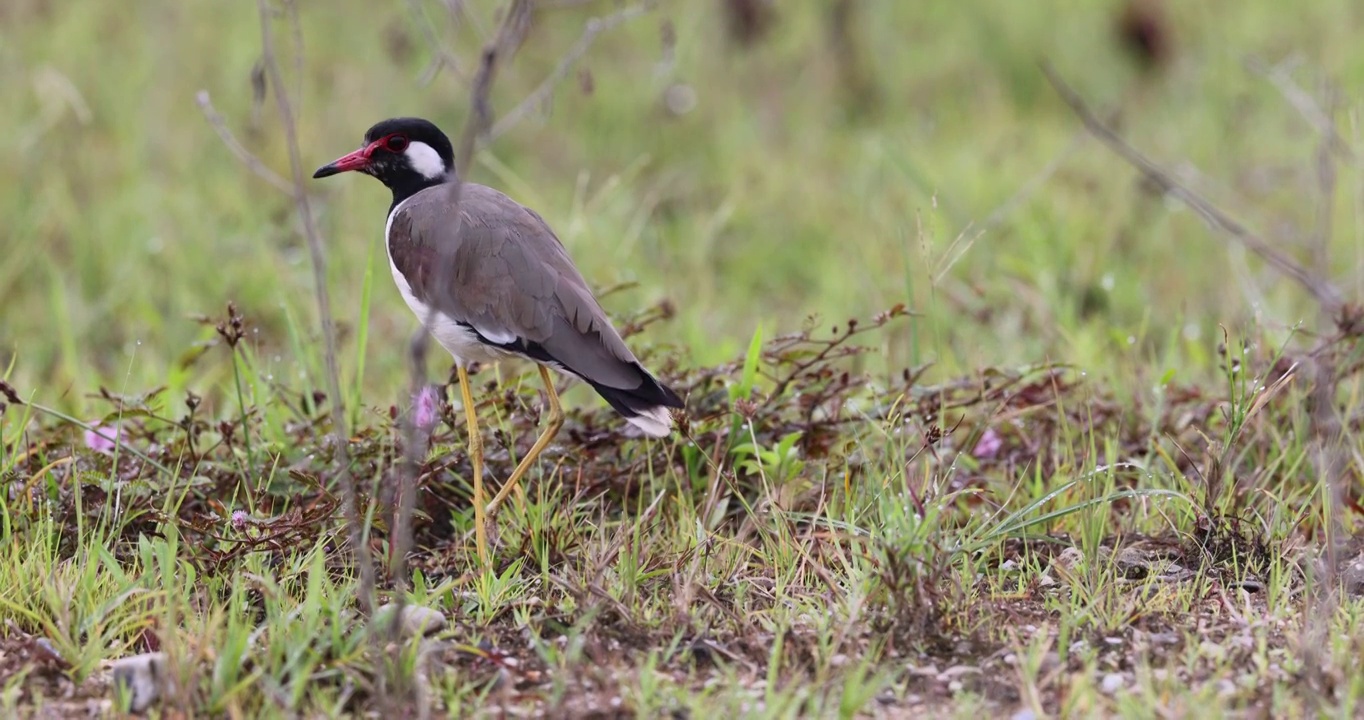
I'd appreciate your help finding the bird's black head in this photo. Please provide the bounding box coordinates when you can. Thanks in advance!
[313,117,454,204]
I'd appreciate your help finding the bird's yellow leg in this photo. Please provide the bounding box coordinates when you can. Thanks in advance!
[457,365,489,566]
[486,365,564,516]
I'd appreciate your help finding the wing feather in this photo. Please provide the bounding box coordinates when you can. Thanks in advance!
[388,184,644,390]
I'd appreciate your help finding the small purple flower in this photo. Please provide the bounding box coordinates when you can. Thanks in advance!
[230,510,248,530]
[973,427,1003,460]
[413,385,439,435]
[83,423,121,454]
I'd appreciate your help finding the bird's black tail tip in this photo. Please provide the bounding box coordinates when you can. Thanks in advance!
[591,365,684,438]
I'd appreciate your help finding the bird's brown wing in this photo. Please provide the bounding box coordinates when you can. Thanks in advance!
[387,183,644,390]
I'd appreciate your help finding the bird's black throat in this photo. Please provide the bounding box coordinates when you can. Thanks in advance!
[384,172,447,215]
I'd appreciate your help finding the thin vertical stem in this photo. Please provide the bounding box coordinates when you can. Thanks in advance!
[254,0,376,614]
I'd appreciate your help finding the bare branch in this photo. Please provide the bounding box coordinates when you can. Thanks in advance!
[405,0,468,86]
[250,0,377,615]
[455,0,534,181]
[195,91,295,197]
[486,0,659,145]
[1243,58,1355,699]
[1312,87,1338,292]
[1246,57,1354,161]
[1245,59,1347,289]
[1040,62,1346,317]
[1301,348,1348,704]
[390,0,535,628]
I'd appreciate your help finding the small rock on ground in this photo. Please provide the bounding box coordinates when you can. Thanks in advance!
[1100,672,1125,695]
[110,652,169,713]
[375,602,447,638]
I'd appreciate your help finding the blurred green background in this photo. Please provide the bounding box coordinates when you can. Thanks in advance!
[1,0,1360,414]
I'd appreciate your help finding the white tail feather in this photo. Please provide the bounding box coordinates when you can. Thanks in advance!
[625,405,674,438]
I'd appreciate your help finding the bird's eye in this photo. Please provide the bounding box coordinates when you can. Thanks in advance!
[385,135,409,152]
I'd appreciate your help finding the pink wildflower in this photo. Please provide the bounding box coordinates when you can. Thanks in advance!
[83,423,121,454]
[973,428,1003,460]
[413,386,439,435]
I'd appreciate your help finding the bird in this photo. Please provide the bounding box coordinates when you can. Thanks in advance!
[313,117,684,565]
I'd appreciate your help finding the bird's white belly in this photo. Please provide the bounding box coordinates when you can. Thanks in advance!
[390,266,510,368]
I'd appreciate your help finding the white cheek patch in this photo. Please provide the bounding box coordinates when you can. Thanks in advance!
[404,142,447,180]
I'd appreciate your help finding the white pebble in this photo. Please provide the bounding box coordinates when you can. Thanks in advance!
[1100,673,1124,695]
[375,603,447,638]
[110,652,170,712]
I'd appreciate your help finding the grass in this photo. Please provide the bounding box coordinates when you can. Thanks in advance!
[2,0,1364,717]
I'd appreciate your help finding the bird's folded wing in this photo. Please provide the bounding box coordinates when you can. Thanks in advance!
[388,184,644,390]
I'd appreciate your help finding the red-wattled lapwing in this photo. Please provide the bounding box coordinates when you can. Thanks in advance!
[313,117,683,564]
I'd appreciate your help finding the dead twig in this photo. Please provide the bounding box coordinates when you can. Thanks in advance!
[1040,62,1347,318]
[762,304,912,406]
[405,0,468,85]
[1245,59,1349,304]
[485,0,660,145]
[1312,98,1337,291]
[195,92,295,197]
[248,0,377,615]
[1245,57,1354,161]
[1278,64,1353,702]
[390,0,534,642]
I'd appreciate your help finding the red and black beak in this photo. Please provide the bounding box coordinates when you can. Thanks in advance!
[313,143,375,179]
